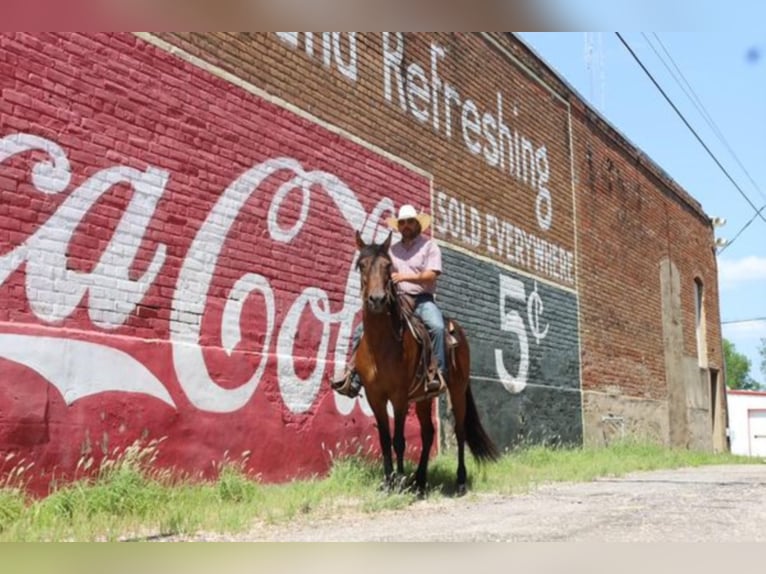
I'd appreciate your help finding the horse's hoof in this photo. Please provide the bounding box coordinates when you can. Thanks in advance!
[456,483,467,497]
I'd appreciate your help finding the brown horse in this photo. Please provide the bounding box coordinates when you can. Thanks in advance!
[352,230,499,495]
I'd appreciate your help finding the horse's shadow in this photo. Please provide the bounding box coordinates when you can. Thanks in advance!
[378,462,474,499]
[421,462,475,497]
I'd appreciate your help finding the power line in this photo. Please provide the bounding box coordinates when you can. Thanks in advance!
[645,34,721,139]
[646,33,766,205]
[718,204,766,253]
[642,33,766,253]
[721,317,766,325]
[615,32,766,232]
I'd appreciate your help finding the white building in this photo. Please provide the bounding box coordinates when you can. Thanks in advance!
[727,389,766,457]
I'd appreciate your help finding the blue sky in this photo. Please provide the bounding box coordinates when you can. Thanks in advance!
[517,32,766,384]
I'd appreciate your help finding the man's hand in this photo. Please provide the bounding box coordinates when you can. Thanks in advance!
[391,272,408,284]
[392,270,437,284]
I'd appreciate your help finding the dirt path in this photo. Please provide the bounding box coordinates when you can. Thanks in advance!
[162,464,766,542]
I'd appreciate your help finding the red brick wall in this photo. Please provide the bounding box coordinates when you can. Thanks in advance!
[157,32,721,412]
[0,33,722,489]
[0,33,433,490]
[573,114,721,399]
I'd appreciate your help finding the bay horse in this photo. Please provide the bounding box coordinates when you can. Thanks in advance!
[352,230,499,495]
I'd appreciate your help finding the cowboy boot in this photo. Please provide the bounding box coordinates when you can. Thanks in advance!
[331,352,363,398]
[331,368,362,397]
[425,380,441,394]
[424,360,444,395]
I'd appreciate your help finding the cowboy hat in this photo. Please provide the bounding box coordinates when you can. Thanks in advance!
[386,204,432,232]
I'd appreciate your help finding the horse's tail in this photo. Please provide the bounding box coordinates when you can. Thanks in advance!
[464,383,501,463]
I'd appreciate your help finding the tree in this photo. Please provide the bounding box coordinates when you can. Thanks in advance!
[723,338,761,390]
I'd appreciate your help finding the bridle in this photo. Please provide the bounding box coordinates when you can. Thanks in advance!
[357,252,403,341]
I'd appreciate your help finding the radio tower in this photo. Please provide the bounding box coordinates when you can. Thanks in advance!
[584,32,606,112]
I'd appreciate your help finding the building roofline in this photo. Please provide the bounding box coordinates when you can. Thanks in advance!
[507,32,712,228]
[727,389,766,397]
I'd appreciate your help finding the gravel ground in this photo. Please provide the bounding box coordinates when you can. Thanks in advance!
[155,464,766,542]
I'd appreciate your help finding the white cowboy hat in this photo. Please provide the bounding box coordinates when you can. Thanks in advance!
[386,204,432,232]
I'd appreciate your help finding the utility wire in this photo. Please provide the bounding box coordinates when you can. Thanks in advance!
[646,32,766,252]
[718,204,766,253]
[615,32,766,232]
[628,32,766,252]
[645,34,721,141]
[647,32,766,205]
[642,32,766,255]
[721,317,766,325]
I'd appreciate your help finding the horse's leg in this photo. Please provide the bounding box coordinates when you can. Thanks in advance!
[369,398,394,488]
[444,324,473,496]
[391,401,407,481]
[414,399,435,496]
[449,385,468,496]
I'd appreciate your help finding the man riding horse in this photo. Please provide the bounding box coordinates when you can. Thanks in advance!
[332,204,447,399]
[331,210,498,494]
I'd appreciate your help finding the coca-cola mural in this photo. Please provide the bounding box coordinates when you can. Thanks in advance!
[0,33,429,488]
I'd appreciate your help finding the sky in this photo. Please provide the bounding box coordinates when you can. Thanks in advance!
[517,31,766,385]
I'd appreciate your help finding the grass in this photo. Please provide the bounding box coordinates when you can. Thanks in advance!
[0,439,759,541]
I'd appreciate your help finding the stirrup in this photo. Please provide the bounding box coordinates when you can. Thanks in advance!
[446,320,459,348]
[424,370,446,398]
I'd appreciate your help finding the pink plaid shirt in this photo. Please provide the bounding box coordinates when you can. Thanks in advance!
[390,234,442,296]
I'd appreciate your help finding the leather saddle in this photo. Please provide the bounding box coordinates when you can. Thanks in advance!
[397,294,460,402]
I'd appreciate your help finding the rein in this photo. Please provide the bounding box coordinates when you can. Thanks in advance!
[384,275,405,342]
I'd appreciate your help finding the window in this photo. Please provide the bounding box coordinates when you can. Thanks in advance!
[694,277,708,367]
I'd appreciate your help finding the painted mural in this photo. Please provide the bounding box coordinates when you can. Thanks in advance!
[1,33,584,490]
[438,247,582,451]
[0,33,430,488]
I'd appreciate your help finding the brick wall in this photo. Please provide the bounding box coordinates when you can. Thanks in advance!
[0,33,724,490]
[572,111,723,447]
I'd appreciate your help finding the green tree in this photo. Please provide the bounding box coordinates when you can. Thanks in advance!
[723,338,761,390]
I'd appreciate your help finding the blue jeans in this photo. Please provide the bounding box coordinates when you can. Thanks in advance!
[351,294,447,379]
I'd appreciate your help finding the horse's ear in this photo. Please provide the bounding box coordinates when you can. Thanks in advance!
[355,229,365,250]
[382,231,392,251]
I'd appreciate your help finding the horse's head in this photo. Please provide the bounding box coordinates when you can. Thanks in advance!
[355,230,394,314]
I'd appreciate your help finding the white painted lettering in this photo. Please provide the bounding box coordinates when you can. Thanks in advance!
[1,132,405,414]
[332,33,358,82]
[430,43,446,132]
[382,32,407,112]
[406,62,430,123]
[447,196,462,240]
[535,145,552,231]
[437,186,573,285]
[482,111,499,167]
[0,134,168,329]
[443,82,461,139]
[276,32,299,49]
[495,274,529,394]
[461,99,482,155]
[496,91,512,173]
[434,190,448,235]
[485,213,497,254]
[468,206,482,248]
